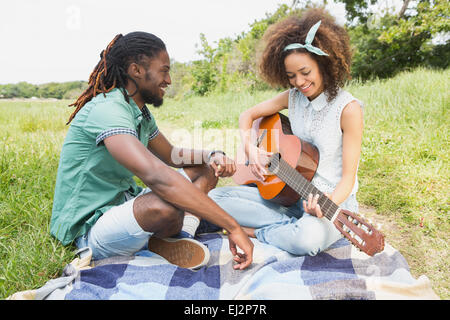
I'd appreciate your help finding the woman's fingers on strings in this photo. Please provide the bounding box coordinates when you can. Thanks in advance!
[312,193,319,207]
[315,203,323,218]
[308,193,313,210]
[302,199,309,214]
[303,194,324,218]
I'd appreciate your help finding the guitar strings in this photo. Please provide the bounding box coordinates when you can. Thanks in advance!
[274,158,367,243]
[269,156,385,254]
[270,156,339,220]
[276,157,337,216]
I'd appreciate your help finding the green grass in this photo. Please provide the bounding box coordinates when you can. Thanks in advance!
[0,68,448,299]
[347,71,449,224]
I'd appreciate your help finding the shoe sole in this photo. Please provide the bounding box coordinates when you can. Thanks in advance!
[147,237,210,269]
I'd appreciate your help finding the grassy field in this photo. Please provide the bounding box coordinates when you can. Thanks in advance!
[0,67,448,299]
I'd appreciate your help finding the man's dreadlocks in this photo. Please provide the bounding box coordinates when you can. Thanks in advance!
[67,32,166,124]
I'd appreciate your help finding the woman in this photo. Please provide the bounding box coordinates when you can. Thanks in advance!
[208,8,364,256]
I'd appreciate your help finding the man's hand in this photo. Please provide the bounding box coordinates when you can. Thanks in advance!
[226,227,254,270]
[208,153,236,178]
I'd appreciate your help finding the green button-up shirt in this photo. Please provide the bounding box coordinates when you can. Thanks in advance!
[50,88,159,245]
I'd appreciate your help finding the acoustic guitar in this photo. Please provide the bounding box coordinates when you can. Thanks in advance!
[233,113,385,256]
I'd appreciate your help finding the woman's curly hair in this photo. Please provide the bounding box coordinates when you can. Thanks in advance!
[259,8,352,102]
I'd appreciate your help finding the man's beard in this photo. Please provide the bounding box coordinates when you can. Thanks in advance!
[140,87,163,107]
[139,71,164,107]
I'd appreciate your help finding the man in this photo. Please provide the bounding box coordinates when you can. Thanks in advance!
[50,32,253,270]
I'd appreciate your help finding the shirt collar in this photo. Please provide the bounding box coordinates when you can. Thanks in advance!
[113,88,152,121]
[308,92,328,111]
[140,105,152,121]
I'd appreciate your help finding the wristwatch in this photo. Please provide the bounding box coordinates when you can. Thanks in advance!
[207,150,226,162]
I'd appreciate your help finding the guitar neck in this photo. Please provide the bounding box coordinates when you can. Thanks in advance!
[269,154,340,221]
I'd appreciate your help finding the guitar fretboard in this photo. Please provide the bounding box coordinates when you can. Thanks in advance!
[268,154,340,221]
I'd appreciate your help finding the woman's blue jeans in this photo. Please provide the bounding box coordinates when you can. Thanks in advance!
[208,185,343,256]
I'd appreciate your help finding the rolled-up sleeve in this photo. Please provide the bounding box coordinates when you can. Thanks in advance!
[83,99,139,146]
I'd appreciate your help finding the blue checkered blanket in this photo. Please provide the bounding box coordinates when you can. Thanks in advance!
[9,233,438,300]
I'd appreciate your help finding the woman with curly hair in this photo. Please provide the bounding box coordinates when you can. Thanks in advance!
[208,8,364,256]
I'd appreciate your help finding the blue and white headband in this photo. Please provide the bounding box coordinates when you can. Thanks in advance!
[283,20,328,56]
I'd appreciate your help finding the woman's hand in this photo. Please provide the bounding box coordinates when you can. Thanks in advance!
[247,144,273,181]
[302,193,332,218]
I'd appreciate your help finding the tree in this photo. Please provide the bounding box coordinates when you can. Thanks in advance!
[188,3,302,95]
[190,34,218,95]
[340,0,450,79]
[332,0,378,24]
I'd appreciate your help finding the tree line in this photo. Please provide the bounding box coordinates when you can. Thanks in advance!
[166,0,449,99]
[1,0,448,100]
[0,81,87,100]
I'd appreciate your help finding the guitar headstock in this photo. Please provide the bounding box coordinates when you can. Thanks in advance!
[333,209,385,256]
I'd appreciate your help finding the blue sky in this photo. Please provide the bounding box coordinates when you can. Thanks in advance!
[0,0,347,84]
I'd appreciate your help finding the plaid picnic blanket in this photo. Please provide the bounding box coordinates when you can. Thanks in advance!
[8,232,438,300]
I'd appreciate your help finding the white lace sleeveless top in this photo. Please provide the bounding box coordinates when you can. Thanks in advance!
[288,88,363,212]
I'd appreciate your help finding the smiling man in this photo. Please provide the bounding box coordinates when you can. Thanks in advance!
[50,32,253,270]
